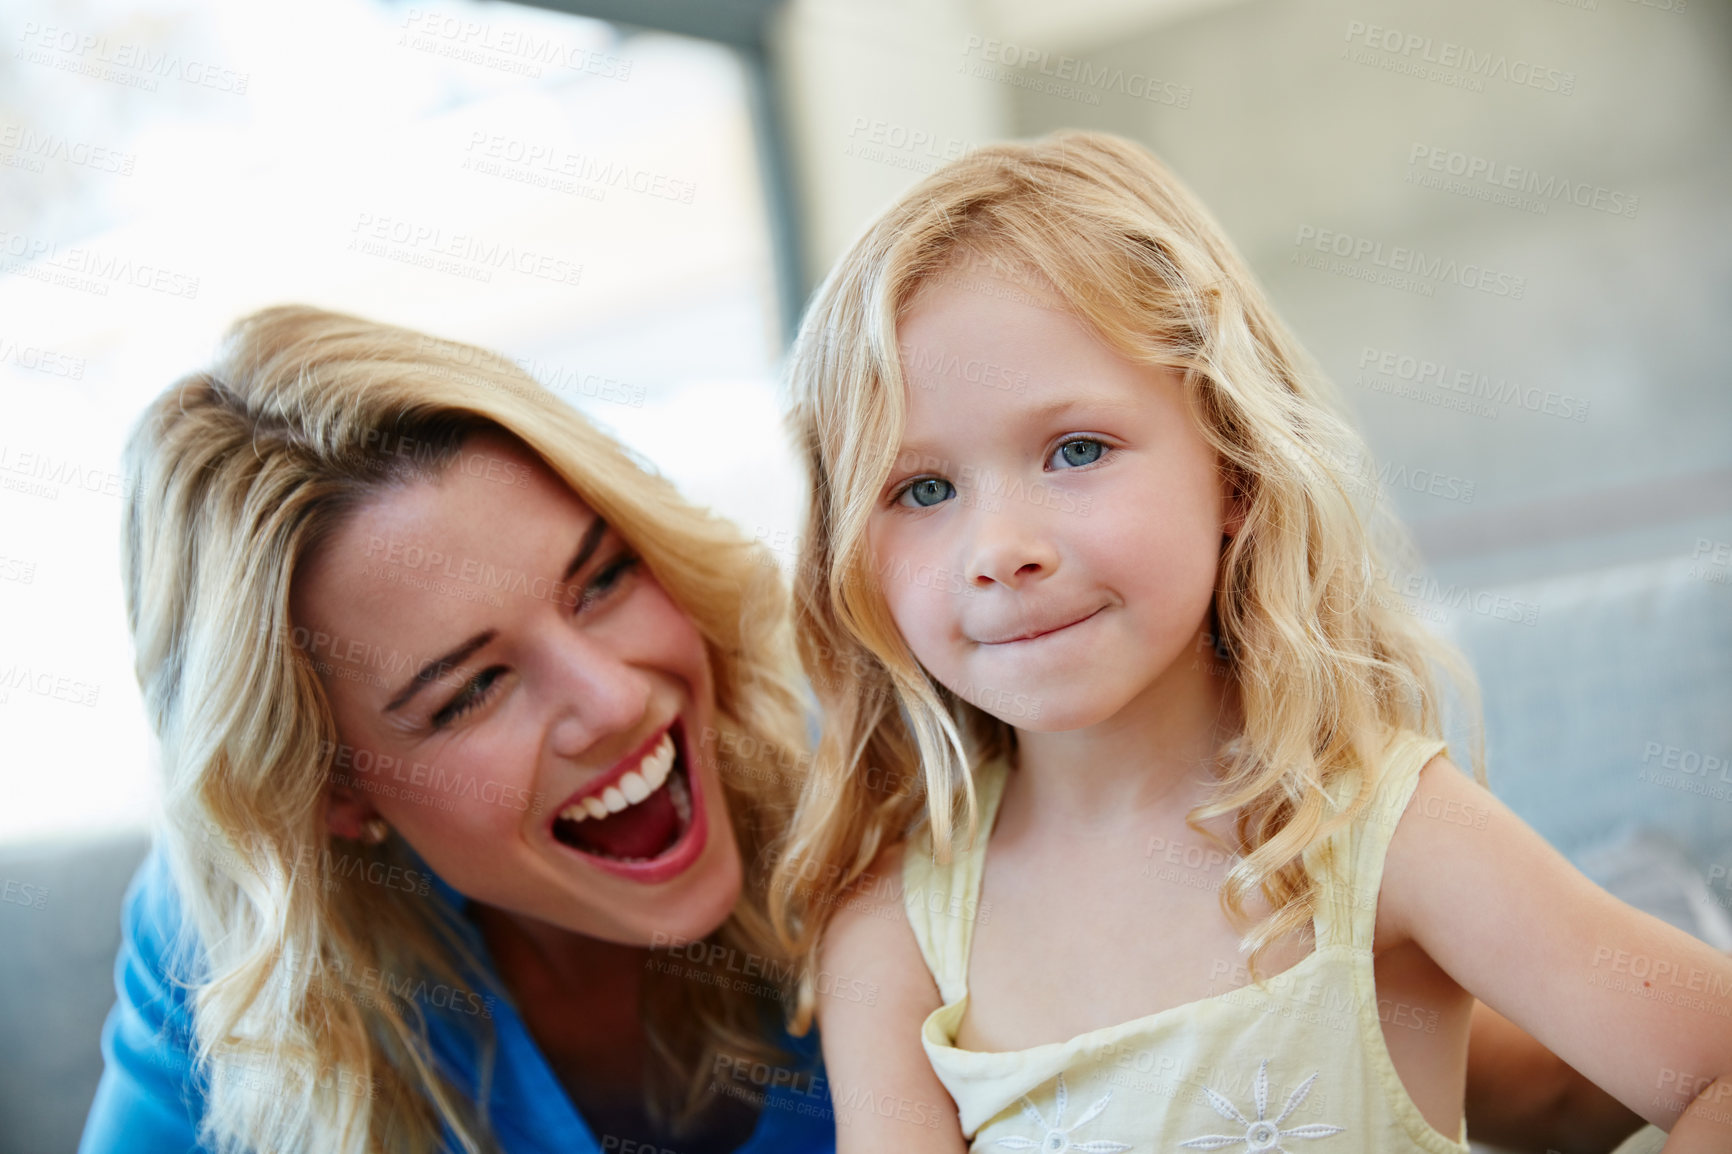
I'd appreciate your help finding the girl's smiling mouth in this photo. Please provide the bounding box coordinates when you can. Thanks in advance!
[547,719,707,883]
[974,606,1104,646]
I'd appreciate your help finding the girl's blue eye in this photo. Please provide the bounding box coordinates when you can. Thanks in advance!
[1051,439,1106,469]
[897,477,955,508]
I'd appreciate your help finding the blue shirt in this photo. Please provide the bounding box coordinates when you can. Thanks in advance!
[78,843,836,1154]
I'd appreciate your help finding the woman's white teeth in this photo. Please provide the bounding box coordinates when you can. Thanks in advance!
[558,732,678,824]
[668,768,691,825]
[639,733,675,789]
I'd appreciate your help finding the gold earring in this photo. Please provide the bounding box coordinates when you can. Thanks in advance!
[360,817,389,845]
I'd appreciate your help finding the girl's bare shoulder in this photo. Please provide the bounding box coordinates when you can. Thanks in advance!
[814,839,944,1031]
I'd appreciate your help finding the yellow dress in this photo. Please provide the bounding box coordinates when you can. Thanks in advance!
[901,728,1470,1153]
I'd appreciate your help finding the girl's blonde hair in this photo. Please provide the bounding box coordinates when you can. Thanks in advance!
[769,129,1485,1027]
[121,305,809,1154]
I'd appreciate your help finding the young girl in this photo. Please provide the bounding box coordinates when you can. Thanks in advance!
[768,131,1732,1152]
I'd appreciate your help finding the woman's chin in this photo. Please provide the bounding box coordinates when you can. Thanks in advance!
[671,816,745,938]
[655,753,748,939]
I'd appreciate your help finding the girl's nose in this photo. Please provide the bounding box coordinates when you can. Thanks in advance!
[545,633,654,760]
[965,502,1059,589]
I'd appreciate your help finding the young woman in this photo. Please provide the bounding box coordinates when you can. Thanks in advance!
[79,306,834,1154]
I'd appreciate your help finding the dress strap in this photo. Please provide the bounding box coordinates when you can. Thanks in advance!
[1308,729,1451,950]
[900,757,1009,1006]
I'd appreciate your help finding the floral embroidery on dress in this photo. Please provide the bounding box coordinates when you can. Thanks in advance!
[991,1072,1133,1153]
[1178,1059,1344,1151]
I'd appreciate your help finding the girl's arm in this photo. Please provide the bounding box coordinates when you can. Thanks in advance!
[1383,755,1732,1150]
[1466,998,1648,1151]
[812,844,969,1154]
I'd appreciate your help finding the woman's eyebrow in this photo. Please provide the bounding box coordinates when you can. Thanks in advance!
[561,514,609,583]
[381,515,609,715]
[385,630,498,714]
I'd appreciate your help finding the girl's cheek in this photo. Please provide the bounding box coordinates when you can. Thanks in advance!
[867,580,917,655]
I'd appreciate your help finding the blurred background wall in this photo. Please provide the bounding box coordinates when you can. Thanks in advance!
[0,0,1727,1149]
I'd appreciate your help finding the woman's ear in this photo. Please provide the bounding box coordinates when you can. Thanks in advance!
[323,781,379,841]
[1223,499,1247,540]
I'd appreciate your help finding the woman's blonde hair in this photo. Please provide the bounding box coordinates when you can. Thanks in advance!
[121,305,810,1154]
[769,129,1485,1028]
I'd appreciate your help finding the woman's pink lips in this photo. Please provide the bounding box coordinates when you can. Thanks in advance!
[548,721,673,819]
[976,606,1103,645]
[547,719,709,885]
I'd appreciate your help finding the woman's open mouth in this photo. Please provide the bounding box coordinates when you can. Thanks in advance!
[547,721,707,882]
